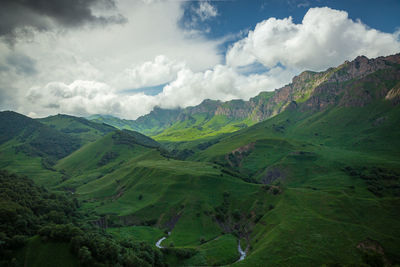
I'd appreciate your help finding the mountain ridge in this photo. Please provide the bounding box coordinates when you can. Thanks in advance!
[87,53,400,140]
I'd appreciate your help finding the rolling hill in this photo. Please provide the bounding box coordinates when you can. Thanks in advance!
[0,111,82,185]
[54,128,271,266]
[38,114,116,145]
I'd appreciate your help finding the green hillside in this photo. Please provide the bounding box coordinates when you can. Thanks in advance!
[174,72,400,265]
[56,130,160,190]
[55,129,275,265]
[0,170,165,267]
[87,114,139,131]
[39,114,116,145]
[0,111,81,185]
[154,114,254,141]
[57,96,400,265]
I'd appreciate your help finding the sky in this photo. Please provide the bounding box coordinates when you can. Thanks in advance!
[0,0,399,119]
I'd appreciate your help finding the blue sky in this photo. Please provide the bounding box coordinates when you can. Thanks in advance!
[0,0,399,119]
[182,0,400,37]
[180,0,400,58]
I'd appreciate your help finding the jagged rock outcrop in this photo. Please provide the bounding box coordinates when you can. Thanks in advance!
[386,82,400,105]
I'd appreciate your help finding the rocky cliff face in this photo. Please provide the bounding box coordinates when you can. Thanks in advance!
[131,53,400,134]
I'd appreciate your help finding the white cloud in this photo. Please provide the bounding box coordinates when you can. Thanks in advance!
[117,55,186,90]
[26,80,158,119]
[0,0,224,117]
[226,7,400,71]
[0,0,222,90]
[2,6,400,120]
[158,64,293,109]
[24,66,294,119]
[184,0,218,33]
[194,1,218,21]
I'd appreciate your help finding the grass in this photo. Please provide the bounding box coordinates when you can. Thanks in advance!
[0,139,63,186]
[57,135,270,254]
[182,234,239,266]
[153,115,255,142]
[175,101,400,266]
[38,114,115,145]
[107,226,165,244]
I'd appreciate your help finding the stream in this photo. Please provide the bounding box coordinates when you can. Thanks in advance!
[237,240,246,261]
[155,232,171,249]
[155,237,166,248]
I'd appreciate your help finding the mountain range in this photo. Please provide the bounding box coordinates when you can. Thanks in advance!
[88,54,400,141]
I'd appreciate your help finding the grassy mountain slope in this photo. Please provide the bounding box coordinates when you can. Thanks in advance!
[189,102,400,266]
[87,114,139,131]
[56,130,160,190]
[182,69,400,265]
[154,114,254,141]
[56,130,275,265]
[0,111,82,185]
[38,114,116,145]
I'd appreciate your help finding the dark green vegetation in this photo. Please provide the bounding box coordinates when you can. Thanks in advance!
[1,54,400,266]
[0,170,165,267]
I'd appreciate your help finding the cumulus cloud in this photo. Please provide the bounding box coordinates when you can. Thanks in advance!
[117,55,186,90]
[24,65,294,119]
[226,7,400,71]
[26,80,157,119]
[158,64,293,109]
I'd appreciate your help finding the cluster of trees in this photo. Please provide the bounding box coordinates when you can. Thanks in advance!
[112,130,159,149]
[0,170,166,266]
[39,224,165,266]
[0,170,80,264]
[343,166,400,197]
[61,128,90,134]
[98,151,119,166]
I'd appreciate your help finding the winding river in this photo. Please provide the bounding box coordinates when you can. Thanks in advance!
[155,237,167,248]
